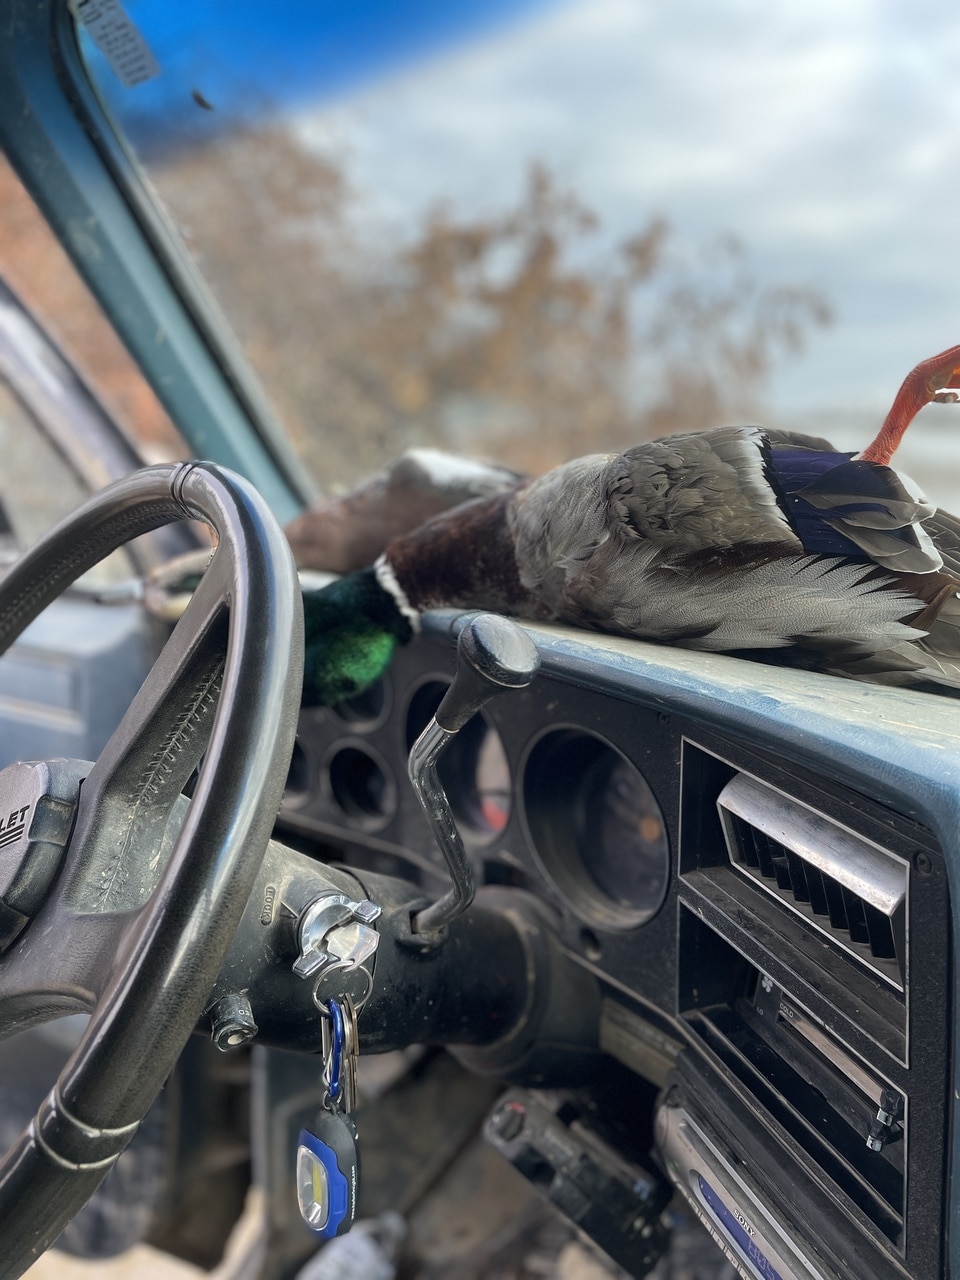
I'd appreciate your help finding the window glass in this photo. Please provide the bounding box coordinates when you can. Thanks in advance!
[0,382,89,553]
[0,158,191,580]
[76,2,960,504]
[0,380,134,583]
[0,156,186,466]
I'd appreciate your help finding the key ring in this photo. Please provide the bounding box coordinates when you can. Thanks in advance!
[322,998,345,1106]
[311,962,374,1016]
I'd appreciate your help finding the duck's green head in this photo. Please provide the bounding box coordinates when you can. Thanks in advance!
[301,568,414,707]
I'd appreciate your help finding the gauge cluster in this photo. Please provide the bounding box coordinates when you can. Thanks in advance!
[279,622,684,989]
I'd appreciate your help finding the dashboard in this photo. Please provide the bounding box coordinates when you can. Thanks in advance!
[278,610,957,1280]
[4,579,951,1277]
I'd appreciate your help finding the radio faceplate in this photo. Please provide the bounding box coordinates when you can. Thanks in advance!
[656,1096,839,1280]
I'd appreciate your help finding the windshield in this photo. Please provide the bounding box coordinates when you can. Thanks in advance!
[76,0,960,505]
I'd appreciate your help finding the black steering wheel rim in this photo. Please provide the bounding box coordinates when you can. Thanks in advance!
[0,462,303,1276]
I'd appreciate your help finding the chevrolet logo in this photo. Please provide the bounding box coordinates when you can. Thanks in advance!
[0,805,30,850]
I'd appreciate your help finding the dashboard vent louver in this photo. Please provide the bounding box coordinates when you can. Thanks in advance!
[718,773,907,989]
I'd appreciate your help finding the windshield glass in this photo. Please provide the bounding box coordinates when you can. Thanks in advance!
[77,0,960,504]
[0,158,190,581]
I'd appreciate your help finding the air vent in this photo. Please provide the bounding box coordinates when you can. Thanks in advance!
[718,773,907,989]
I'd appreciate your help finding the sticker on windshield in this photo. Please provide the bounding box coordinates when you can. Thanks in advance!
[72,0,159,88]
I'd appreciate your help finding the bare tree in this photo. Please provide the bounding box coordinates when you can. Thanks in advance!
[2,125,830,489]
[156,126,830,485]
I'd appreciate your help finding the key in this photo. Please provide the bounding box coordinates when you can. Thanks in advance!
[296,997,361,1239]
[340,995,360,1115]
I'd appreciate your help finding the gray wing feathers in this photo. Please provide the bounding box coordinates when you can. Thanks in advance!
[763,427,838,452]
[607,427,800,554]
[509,431,802,613]
[587,555,924,654]
[509,455,615,610]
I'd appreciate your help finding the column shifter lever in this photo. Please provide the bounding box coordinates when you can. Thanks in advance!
[409,614,540,935]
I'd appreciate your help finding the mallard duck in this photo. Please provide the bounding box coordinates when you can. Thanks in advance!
[301,345,960,704]
[285,448,526,574]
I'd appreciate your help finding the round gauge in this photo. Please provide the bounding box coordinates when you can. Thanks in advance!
[325,743,397,829]
[330,677,388,728]
[406,680,511,839]
[522,728,669,929]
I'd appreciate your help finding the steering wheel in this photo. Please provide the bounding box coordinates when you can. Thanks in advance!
[0,462,303,1276]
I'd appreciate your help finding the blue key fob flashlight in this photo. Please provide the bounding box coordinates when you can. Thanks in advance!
[296,1112,359,1238]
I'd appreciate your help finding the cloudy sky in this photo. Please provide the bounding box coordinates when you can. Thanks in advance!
[88,0,960,500]
[295,0,960,495]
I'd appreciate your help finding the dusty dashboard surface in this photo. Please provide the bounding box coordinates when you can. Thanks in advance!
[277,612,958,1280]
